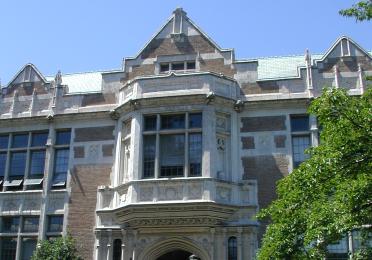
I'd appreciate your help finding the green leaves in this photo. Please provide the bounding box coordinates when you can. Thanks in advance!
[31,236,82,260]
[339,1,372,21]
[257,88,372,259]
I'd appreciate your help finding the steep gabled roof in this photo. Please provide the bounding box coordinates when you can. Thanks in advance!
[5,63,48,88]
[315,35,372,63]
[125,8,233,63]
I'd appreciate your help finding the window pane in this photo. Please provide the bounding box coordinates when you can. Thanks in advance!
[189,113,202,128]
[161,114,185,129]
[0,152,6,177]
[292,135,310,167]
[31,132,48,147]
[0,135,9,149]
[12,134,28,148]
[30,150,46,176]
[291,115,309,132]
[1,237,17,260]
[22,217,39,232]
[2,217,20,232]
[143,135,156,178]
[189,133,202,176]
[10,152,26,176]
[171,62,184,70]
[21,238,37,260]
[53,149,69,182]
[160,134,184,177]
[144,115,157,131]
[186,61,196,70]
[160,63,169,72]
[228,237,237,260]
[48,216,63,232]
[55,130,71,145]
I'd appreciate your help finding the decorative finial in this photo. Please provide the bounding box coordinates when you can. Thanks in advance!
[55,70,62,86]
[305,49,311,63]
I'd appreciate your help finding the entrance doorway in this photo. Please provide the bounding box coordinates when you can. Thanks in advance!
[156,250,192,260]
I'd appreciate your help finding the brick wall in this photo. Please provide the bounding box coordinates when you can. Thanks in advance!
[199,58,236,78]
[140,35,215,59]
[67,165,111,260]
[74,126,115,142]
[242,155,289,242]
[241,116,286,132]
[240,81,279,95]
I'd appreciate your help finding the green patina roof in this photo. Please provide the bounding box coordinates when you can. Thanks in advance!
[256,54,323,80]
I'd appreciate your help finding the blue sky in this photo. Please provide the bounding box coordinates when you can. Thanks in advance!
[0,0,370,84]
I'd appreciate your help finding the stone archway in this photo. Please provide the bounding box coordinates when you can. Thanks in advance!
[140,237,209,260]
[156,249,192,260]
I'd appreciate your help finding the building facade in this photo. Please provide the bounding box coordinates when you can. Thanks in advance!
[0,8,371,260]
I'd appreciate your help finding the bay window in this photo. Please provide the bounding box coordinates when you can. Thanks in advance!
[142,112,202,178]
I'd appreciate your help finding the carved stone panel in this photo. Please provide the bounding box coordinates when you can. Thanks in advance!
[158,186,182,201]
[139,187,154,202]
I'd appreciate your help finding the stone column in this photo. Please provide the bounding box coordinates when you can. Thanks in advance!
[107,230,113,260]
[95,231,101,260]
[210,228,215,260]
[237,227,243,260]
[132,230,138,260]
[121,229,127,260]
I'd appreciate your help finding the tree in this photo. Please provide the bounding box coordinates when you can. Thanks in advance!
[257,87,372,259]
[32,236,82,260]
[339,0,372,21]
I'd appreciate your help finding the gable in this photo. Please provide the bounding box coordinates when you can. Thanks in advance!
[316,36,372,73]
[132,8,230,60]
[3,64,49,97]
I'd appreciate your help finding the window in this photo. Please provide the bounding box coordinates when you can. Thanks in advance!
[0,131,48,190]
[228,236,237,260]
[159,61,196,73]
[22,217,39,233]
[142,113,202,178]
[0,135,9,149]
[291,115,311,168]
[47,215,63,233]
[21,238,37,260]
[113,239,122,260]
[52,130,71,188]
[1,237,17,260]
[171,62,184,70]
[2,216,20,233]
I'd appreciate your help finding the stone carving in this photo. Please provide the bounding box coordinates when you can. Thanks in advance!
[217,137,225,151]
[217,187,231,202]
[89,144,100,160]
[129,217,219,227]
[188,184,202,199]
[158,186,182,201]
[140,187,153,202]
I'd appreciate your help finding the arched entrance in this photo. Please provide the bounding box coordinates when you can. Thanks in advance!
[156,249,192,260]
[140,237,209,260]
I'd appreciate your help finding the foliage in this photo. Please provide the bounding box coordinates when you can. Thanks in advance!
[257,87,372,259]
[339,0,372,21]
[31,236,82,260]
